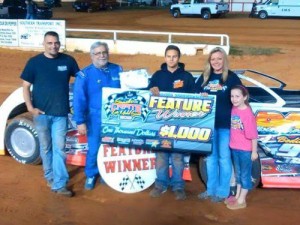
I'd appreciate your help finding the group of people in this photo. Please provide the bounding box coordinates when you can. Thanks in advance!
[20,31,258,210]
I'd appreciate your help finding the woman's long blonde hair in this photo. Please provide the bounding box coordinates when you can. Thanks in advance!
[201,47,229,87]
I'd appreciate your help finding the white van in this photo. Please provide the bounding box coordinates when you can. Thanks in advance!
[254,0,300,19]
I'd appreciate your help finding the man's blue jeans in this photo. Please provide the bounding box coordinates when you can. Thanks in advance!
[34,115,69,190]
[232,149,253,190]
[154,151,185,191]
[206,128,232,198]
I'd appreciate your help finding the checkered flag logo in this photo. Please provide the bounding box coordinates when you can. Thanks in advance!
[119,175,130,191]
[133,174,145,189]
[136,95,149,121]
[104,91,149,121]
[104,93,118,118]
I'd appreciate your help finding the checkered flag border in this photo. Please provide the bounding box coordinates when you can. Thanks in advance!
[104,93,118,118]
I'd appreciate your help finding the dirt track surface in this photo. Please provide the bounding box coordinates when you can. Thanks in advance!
[1,3,300,225]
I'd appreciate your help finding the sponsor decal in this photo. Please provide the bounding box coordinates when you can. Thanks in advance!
[131,139,144,145]
[102,136,115,143]
[161,140,172,148]
[145,139,160,148]
[117,137,131,145]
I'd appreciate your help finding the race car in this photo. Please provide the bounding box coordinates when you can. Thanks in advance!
[1,69,300,189]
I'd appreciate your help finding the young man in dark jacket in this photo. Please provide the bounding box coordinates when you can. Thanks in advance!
[148,45,195,200]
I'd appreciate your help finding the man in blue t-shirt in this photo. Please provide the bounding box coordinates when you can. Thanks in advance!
[21,31,79,197]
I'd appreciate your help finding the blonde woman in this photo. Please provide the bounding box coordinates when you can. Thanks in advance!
[195,47,242,203]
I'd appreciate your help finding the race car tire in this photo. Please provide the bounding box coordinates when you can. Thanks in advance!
[5,117,41,165]
[251,156,261,188]
[198,155,261,189]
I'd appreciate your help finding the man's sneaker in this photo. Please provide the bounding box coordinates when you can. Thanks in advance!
[198,191,212,200]
[54,187,73,197]
[174,189,187,201]
[211,196,225,203]
[149,187,167,198]
[85,176,97,190]
[47,180,53,187]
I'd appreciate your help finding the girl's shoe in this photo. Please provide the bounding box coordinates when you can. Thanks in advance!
[227,201,247,210]
[224,196,237,205]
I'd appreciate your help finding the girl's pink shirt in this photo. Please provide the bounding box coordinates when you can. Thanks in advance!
[229,106,258,151]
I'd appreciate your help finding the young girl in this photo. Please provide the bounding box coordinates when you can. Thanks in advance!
[226,85,258,210]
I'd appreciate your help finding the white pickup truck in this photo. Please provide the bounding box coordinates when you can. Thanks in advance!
[170,0,229,19]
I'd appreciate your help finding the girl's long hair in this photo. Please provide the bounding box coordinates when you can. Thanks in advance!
[202,47,229,87]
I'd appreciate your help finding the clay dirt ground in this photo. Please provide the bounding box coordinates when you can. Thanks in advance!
[1,4,300,225]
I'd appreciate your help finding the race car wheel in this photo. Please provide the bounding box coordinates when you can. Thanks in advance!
[198,157,207,187]
[201,10,211,20]
[172,9,180,18]
[251,156,261,188]
[258,11,268,19]
[5,118,41,165]
[198,156,261,189]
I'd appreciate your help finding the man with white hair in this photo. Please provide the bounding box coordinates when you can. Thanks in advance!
[73,41,123,190]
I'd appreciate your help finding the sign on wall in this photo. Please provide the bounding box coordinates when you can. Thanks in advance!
[101,88,216,154]
[18,20,65,48]
[0,20,18,46]
[0,19,65,48]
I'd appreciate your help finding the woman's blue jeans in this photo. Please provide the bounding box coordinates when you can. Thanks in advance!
[206,128,232,198]
[34,115,69,190]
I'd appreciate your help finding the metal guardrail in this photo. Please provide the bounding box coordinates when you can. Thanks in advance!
[66,28,230,47]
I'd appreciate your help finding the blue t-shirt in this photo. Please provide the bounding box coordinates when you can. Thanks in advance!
[195,70,242,129]
[21,53,79,116]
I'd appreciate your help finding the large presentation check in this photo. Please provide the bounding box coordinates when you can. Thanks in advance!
[101,88,216,154]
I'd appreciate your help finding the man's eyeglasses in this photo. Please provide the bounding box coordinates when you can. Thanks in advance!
[93,51,108,56]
